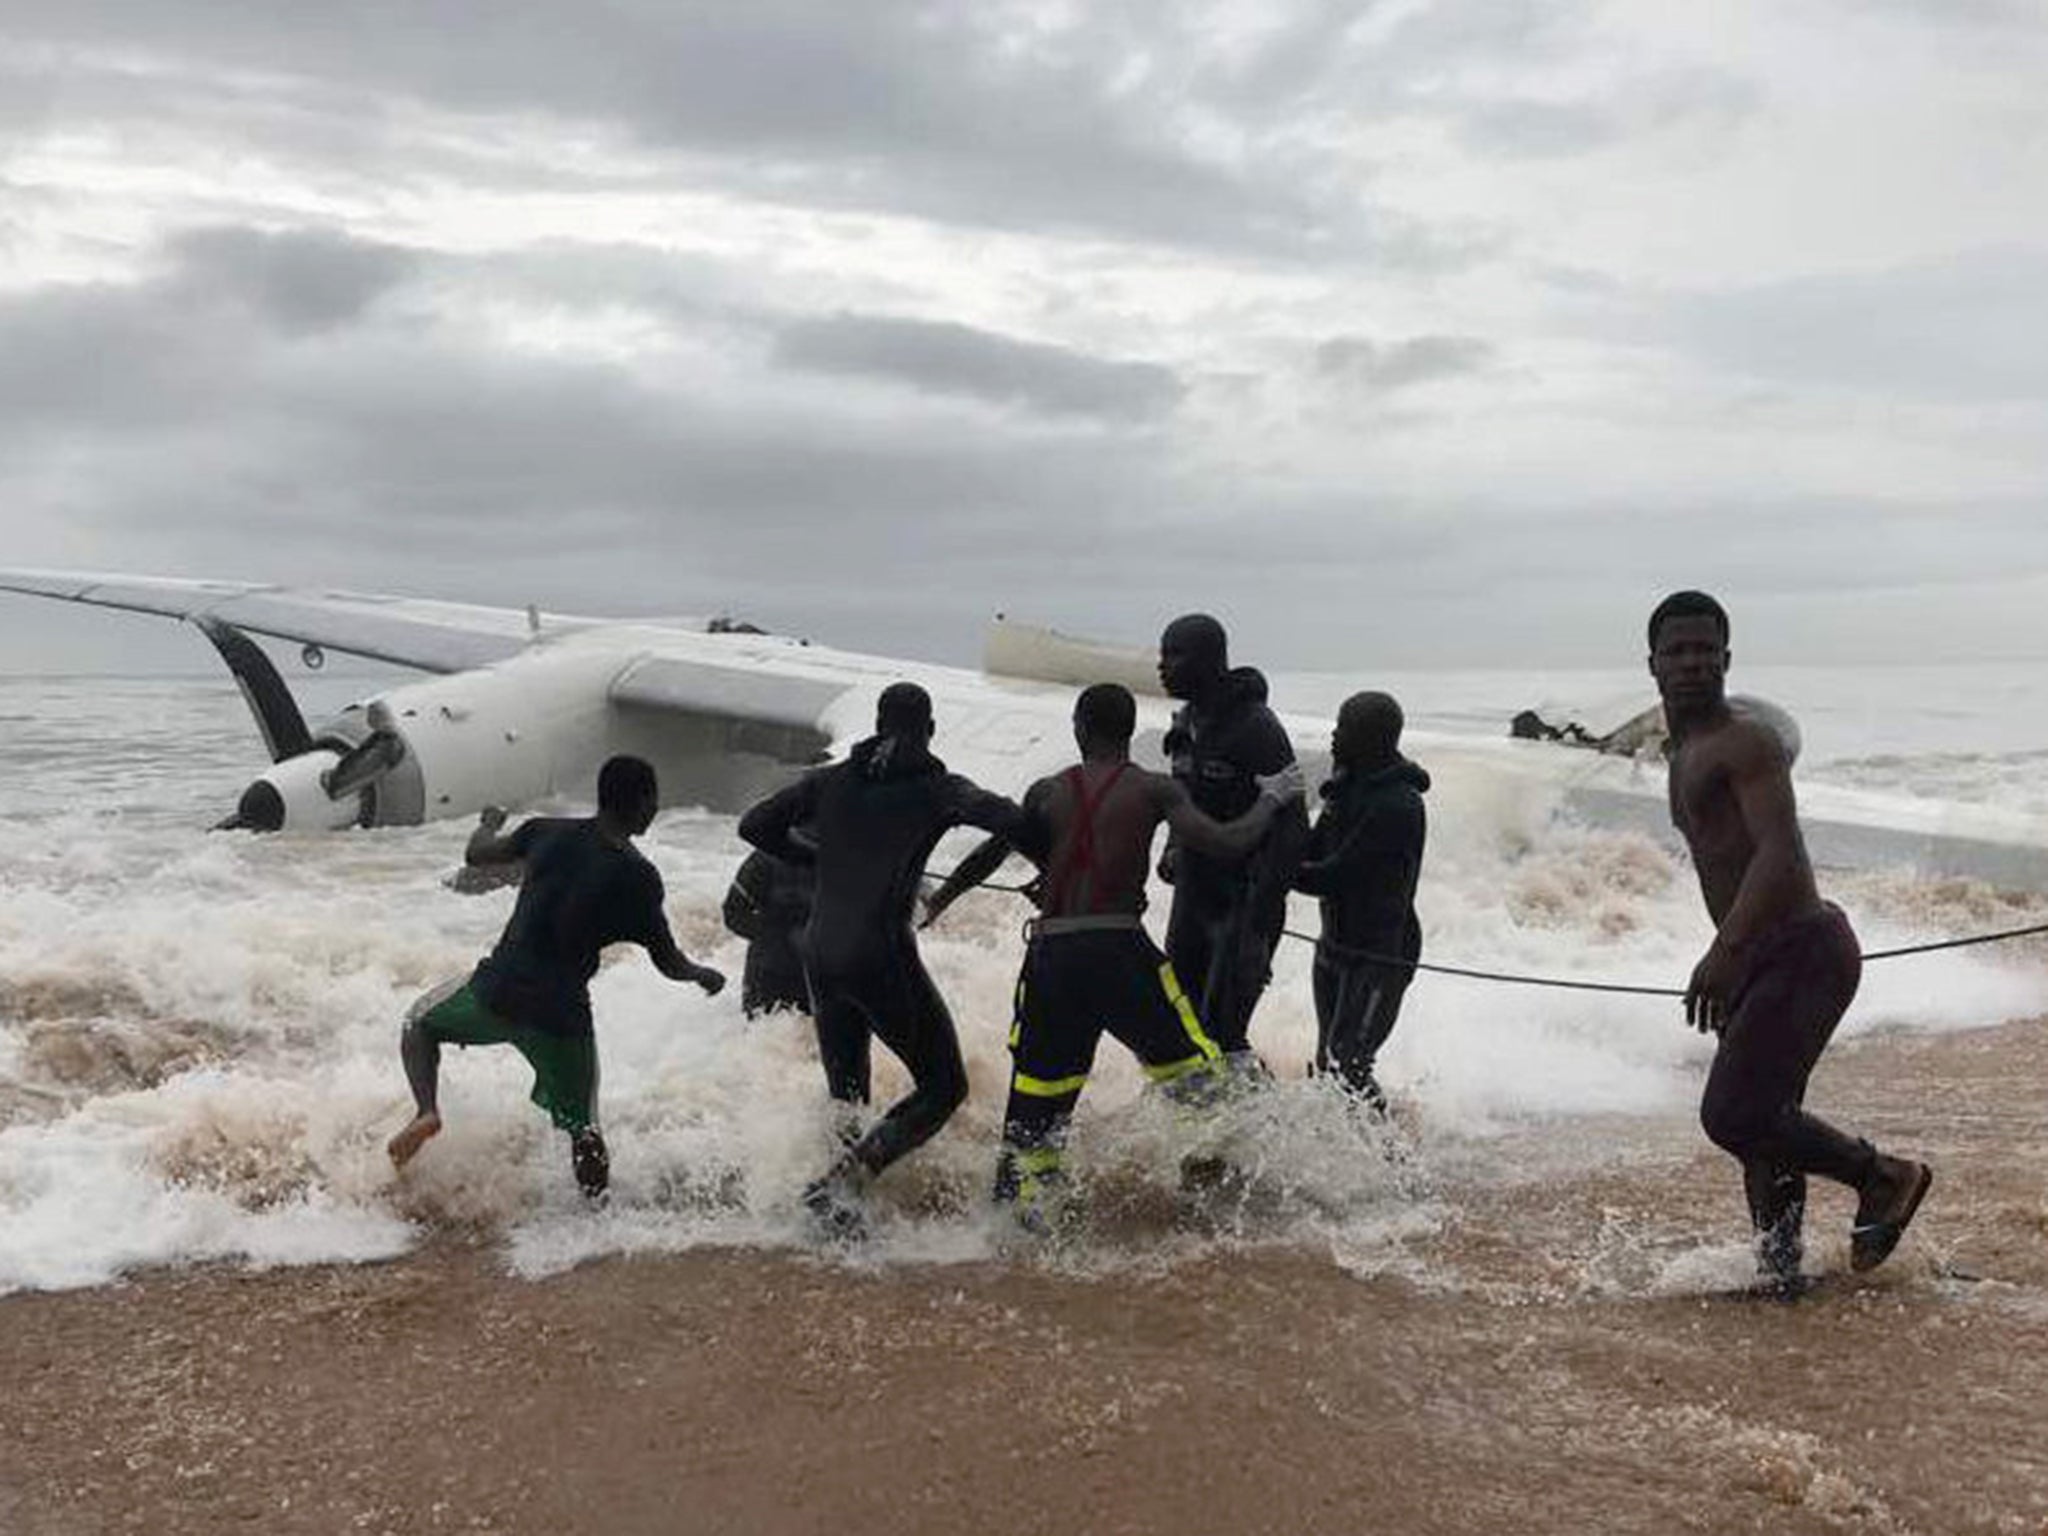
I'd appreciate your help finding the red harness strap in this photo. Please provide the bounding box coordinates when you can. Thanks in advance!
[1044,762,1129,915]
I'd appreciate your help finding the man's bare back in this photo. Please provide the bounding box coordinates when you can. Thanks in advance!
[1028,764,1183,919]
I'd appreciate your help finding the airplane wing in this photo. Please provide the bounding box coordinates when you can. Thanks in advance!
[0,567,587,672]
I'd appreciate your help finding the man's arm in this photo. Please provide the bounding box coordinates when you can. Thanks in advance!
[721,852,773,941]
[737,774,823,866]
[1715,725,1812,953]
[1156,768,1299,862]
[921,780,1051,928]
[465,807,533,867]
[1293,796,1421,896]
[1686,723,1810,1031]
[1235,709,1311,907]
[634,870,726,995]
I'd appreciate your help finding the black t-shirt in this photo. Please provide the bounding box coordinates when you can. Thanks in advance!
[469,817,668,1036]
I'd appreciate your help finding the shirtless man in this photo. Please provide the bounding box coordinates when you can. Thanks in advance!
[924,683,1303,1227]
[1650,591,1931,1289]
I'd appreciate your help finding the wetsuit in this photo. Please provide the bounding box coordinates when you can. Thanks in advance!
[1293,757,1430,1107]
[721,849,814,1017]
[997,765,1222,1214]
[1697,902,1874,1269]
[738,736,1025,1177]
[1162,667,1308,1054]
[409,817,669,1134]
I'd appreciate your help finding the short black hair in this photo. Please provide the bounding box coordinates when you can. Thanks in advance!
[597,754,658,815]
[1074,682,1136,743]
[876,681,933,735]
[1647,590,1730,649]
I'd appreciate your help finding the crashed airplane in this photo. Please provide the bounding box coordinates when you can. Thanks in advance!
[3,568,2046,892]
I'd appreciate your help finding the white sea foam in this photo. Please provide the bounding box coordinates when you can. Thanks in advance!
[0,669,2043,1294]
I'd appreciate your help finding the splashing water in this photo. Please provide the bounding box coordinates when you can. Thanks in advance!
[2,669,2044,1295]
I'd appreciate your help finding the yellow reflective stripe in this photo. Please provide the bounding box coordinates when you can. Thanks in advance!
[1158,963,1222,1060]
[1012,1070,1089,1098]
[1010,977,1026,1050]
[1013,1147,1064,1175]
[1144,1054,1216,1085]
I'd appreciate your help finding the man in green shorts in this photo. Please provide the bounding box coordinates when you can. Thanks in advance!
[387,755,726,1197]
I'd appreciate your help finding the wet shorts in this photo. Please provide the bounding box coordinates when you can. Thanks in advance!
[409,977,598,1133]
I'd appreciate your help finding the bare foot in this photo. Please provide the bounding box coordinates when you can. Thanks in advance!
[387,1112,442,1169]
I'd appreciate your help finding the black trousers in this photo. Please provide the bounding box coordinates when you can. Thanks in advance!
[742,931,810,1019]
[1311,950,1412,1101]
[809,941,968,1179]
[997,926,1220,1200]
[1164,888,1284,1055]
[1698,904,1872,1240]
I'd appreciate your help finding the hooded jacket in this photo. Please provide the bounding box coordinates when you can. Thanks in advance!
[1163,666,1308,914]
[1293,756,1430,962]
[738,733,1024,976]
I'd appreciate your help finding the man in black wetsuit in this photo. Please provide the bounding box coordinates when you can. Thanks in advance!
[738,682,1029,1236]
[922,683,1303,1228]
[1157,613,1309,1065]
[387,755,727,1198]
[1652,590,1931,1292]
[1293,691,1429,1114]
[721,847,814,1018]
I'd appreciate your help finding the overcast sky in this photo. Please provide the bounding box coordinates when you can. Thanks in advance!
[2,0,2045,673]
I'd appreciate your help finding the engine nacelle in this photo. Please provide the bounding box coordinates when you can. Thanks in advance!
[332,645,626,827]
[225,747,365,832]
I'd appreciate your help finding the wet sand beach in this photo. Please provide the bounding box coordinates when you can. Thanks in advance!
[4,1018,2045,1536]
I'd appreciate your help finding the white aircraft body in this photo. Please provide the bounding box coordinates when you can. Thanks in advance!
[4,568,2047,892]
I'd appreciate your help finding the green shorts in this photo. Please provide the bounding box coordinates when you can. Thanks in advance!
[409,978,598,1133]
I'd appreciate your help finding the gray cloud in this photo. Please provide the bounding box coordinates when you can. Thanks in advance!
[1315,334,1495,391]
[0,3,1384,259]
[1651,248,2048,401]
[167,226,415,333]
[775,314,1184,421]
[1457,67,1761,158]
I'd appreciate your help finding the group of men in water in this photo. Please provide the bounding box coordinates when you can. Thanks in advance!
[386,591,1933,1292]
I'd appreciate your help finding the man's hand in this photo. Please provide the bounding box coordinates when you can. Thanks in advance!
[478,804,508,832]
[1256,764,1306,804]
[1684,940,1742,1034]
[691,964,727,997]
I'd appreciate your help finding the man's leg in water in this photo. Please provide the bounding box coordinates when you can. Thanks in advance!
[995,941,1102,1231]
[1313,954,1408,1113]
[804,953,967,1233]
[389,978,467,1166]
[1195,900,1283,1061]
[1699,908,1930,1276]
[808,979,873,1147]
[1164,892,1220,1046]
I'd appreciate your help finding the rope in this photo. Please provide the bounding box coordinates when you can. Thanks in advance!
[1282,928,1685,996]
[924,866,2048,994]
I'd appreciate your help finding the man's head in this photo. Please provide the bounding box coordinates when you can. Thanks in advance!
[1647,589,1731,714]
[875,681,935,742]
[1073,682,1137,754]
[1158,613,1228,701]
[597,754,660,834]
[1333,691,1403,769]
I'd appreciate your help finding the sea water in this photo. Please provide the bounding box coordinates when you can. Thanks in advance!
[1,664,2043,1294]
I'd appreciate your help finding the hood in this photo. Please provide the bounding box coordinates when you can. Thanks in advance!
[1321,754,1430,801]
[1221,666,1270,708]
[849,732,945,783]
